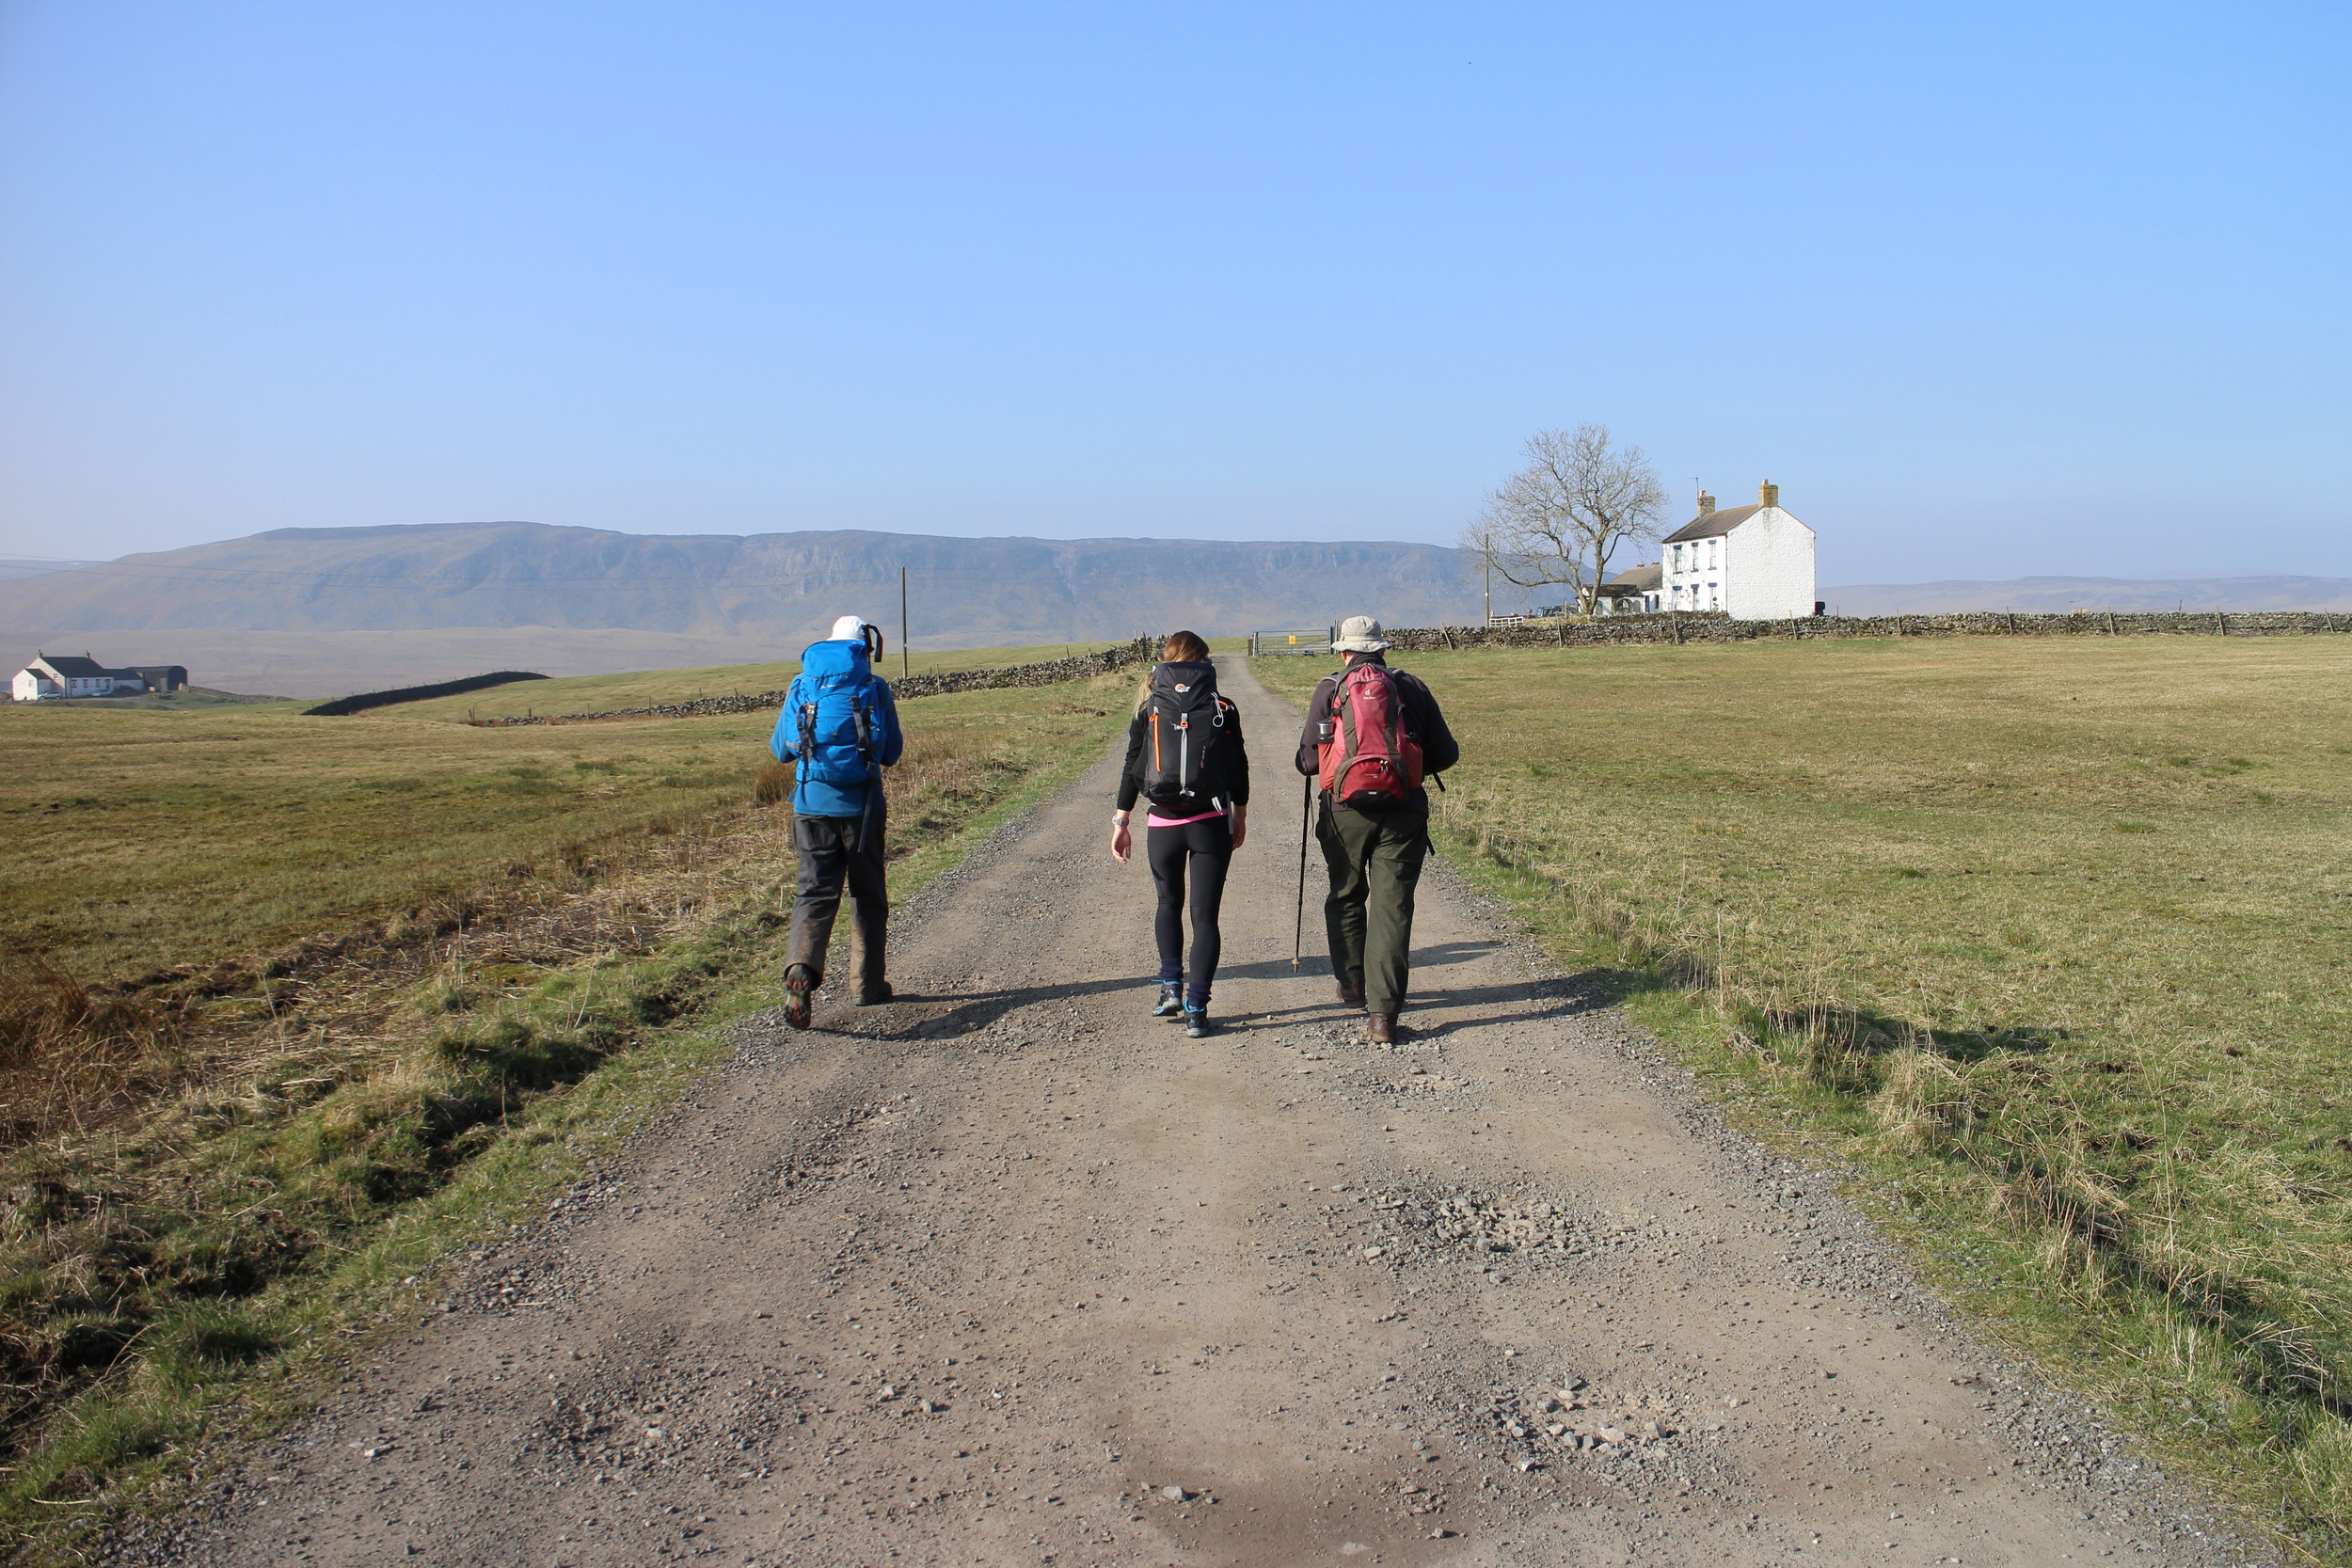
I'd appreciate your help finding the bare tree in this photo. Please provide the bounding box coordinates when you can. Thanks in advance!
[1467,425,1668,615]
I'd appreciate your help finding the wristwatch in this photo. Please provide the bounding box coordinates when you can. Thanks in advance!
[1111,812,1131,826]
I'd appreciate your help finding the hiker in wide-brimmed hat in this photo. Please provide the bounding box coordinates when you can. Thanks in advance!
[1294,616,1458,1043]
[1109,630,1250,1038]
[770,614,903,1028]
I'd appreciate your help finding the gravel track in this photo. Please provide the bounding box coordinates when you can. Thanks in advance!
[138,657,2280,1567]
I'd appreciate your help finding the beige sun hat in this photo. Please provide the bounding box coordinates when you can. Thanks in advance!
[1332,615,1391,653]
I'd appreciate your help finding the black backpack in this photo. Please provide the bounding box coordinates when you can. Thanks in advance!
[1139,660,1231,810]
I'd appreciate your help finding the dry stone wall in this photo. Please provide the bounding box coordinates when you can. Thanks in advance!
[1373,609,2352,653]
[468,639,1157,727]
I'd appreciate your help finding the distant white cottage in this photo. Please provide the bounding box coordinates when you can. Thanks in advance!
[10,653,189,702]
[1659,482,1819,618]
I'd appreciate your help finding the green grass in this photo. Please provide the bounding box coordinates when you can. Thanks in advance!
[0,670,1132,1556]
[37,686,282,712]
[0,656,1131,989]
[1257,636,2352,1559]
[393,639,1143,721]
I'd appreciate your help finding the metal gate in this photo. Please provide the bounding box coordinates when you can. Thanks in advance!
[1248,627,1335,657]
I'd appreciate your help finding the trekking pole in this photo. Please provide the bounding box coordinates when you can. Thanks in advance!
[1293,773,1311,969]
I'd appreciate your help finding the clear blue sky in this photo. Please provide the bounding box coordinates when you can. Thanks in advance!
[2,1,2343,584]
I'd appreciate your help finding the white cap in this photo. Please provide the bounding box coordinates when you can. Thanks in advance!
[830,615,870,641]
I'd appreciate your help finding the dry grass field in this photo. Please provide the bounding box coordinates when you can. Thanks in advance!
[1258,634,2352,1554]
[0,666,1132,1541]
[4,650,1135,989]
[393,638,1143,721]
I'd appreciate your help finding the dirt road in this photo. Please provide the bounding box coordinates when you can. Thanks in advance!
[152,657,2270,1567]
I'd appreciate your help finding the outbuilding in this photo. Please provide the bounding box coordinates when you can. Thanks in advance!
[1594,562,1662,615]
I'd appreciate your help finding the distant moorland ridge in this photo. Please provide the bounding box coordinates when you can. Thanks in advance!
[0,522,1486,649]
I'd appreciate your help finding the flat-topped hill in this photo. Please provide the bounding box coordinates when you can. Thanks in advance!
[0,521,1484,649]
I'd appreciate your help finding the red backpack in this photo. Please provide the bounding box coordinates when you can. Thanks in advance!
[1317,662,1424,810]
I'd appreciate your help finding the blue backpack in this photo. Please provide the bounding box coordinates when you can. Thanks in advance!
[791,640,887,791]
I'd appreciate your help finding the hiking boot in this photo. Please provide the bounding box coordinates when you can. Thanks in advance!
[1366,1011,1399,1045]
[855,980,894,1006]
[1152,980,1184,1019]
[1336,976,1366,1009]
[783,964,818,1030]
[1184,1006,1212,1039]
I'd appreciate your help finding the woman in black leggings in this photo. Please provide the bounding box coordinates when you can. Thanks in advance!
[1109,631,1249,1037]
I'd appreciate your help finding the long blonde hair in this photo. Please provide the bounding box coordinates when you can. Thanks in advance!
[1135,630,1212,712]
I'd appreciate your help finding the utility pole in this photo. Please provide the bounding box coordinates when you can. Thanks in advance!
[1484,550,1491,626]
[900,566,910,680]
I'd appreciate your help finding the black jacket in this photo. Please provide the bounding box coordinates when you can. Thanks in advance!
[1292,656,1459,815]
[1117,692,1250,814]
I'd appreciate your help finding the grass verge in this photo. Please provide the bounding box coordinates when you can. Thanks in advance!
[0,671,1133,1560]
[1255,637,2352,1560]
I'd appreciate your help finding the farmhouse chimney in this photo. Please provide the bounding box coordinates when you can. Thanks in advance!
[1758,481,1779,508]
[1696,491,1715,515]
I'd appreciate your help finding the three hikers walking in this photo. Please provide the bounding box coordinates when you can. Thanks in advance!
[772,613,1452,1040]
[1293,616,1458,1043]
[771,615,902,1029]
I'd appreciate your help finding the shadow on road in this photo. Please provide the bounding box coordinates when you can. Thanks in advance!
[831,939,1639,1042]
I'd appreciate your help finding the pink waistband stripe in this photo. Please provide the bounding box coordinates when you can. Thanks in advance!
[1146,808,1226,828]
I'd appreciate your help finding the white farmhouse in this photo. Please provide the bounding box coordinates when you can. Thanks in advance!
[13,654,116,701]
[1660,482,1819,618]
[9,653,189,701]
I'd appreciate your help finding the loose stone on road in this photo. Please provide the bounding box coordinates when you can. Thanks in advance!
[149,657,2274,1566]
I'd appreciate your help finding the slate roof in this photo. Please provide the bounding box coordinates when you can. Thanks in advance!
[1600,562,1662,591]
[31,653,108,678]
[1661,503,1763,545]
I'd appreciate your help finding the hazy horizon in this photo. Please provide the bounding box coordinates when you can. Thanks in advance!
[4,3,2344,584]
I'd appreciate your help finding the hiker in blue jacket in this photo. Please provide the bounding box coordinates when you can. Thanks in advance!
[770,615,904,1028]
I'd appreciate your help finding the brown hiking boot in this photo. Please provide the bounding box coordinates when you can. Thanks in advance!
[1366,1011,1399,1044]
[1336,977,1366,1010]
[783,964,818,1030]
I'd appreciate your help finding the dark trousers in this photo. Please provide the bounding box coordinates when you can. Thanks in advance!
[1147,815,1231,1006]
[1317,797,1429,1014]
[786,800,888,990]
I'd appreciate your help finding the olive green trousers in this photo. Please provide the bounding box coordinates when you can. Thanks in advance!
[1315,796,1430,1015]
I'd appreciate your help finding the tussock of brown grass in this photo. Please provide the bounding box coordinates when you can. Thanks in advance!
[0,958,188,1146]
